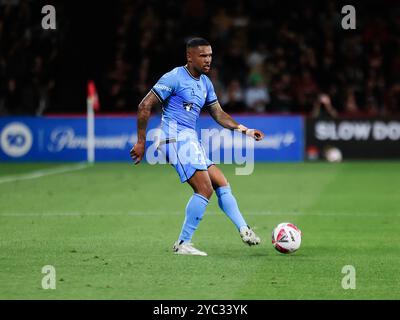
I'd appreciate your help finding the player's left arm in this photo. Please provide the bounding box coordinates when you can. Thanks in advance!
[208,102,265,141]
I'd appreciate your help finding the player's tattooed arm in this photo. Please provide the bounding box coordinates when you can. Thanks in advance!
[208,102,265,141]
[136,91,161,142]
[208,102,240,130]
[130,91,161,164]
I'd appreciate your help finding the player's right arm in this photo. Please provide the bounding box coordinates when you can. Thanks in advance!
[130,69,177,165]
[130,91,161,165]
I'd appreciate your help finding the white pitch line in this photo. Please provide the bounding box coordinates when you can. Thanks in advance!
[0,211,398,217]
[0,163,90,185]
[0,212,82,217]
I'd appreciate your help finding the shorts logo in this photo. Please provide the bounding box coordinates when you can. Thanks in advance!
[0,122,33,157]
[183,102,193,111]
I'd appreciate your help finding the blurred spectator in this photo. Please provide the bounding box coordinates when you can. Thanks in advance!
[220,79,245,112]
[210,7,231,42]
[245,74,270,113]
[364,75,385,115]
[270,73,294,113]
[311,93,338,119]
[295,69,319,114]
[246,42,269,68]
[386,83,400,115]
[2,79,20,114]
[343,87,360,114]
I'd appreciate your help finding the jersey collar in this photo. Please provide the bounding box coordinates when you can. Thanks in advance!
[183,65,200,81]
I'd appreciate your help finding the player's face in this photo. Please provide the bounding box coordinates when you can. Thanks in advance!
[188,45,212,74]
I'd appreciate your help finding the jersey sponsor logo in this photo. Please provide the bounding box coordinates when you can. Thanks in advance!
[183,102,193,111]
[154,84,173,92]
[0,122,33,157]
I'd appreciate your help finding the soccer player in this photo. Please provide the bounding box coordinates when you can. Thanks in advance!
[130,38,265,256]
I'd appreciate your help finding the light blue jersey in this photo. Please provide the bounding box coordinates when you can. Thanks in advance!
[151,66,217,182]
[151,66,218,138]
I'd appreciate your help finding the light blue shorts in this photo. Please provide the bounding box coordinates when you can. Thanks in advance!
[157,137,214,183]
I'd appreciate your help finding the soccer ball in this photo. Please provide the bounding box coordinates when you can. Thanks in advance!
[325,146,343,163]
[272,222,302,254]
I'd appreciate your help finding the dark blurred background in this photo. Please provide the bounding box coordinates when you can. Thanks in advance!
[1,0,400,116]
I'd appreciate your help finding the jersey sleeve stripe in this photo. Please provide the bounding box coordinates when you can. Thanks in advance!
[151,88,164,103]
[205,100,218,107]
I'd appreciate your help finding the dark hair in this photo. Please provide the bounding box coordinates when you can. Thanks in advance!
[186,37,210,49]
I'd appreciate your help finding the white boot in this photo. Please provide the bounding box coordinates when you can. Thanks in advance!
[172,241,208,256]
[239,226,261,246]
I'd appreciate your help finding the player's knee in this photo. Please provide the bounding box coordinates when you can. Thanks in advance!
[212,180,229,191]
[198,183,213,199]
[205,186,214,199]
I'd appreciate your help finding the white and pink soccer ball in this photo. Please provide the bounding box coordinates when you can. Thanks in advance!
[272,222,302,254]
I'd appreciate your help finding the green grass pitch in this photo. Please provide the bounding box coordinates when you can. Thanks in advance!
[0,162,399,299]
